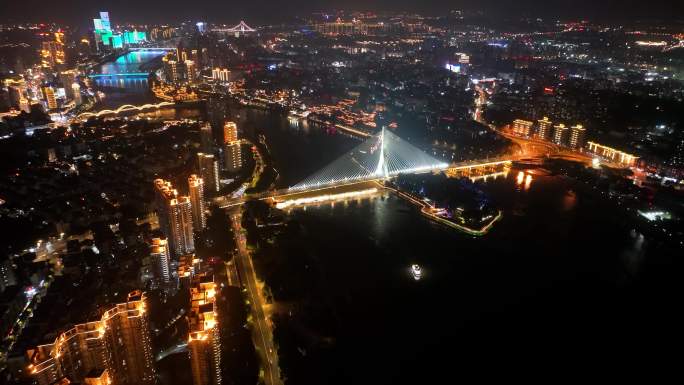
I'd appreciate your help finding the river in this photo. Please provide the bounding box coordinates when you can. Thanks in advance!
[215,104,677,382]
[111,91,678,381]
[91,50,167,92]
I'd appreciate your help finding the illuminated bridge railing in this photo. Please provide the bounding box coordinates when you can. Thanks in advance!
[76,101,176,120]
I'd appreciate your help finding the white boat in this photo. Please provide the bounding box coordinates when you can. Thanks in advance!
[411,264,422,281]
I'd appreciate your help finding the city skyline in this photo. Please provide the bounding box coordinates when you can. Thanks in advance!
[1,3,682,384]
[1,1,683,24]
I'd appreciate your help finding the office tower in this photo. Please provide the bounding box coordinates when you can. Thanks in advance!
[536,116,553,141]
[223,122,238,144]
[154,179,195,256]
[512,119,533,137]
[552,123,569,146]
[200,123,214,152]
[188,175,206,230]
[72,83,82,105]
[223,122,242,172]
[42,86,57,110]
[150,238,171,284]
[186,60,197,83]
[569,124,586,149]
[188,274,221,385]
[197,153,220,194]
[27,291,155,385]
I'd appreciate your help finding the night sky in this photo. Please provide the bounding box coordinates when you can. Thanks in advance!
[0,0,682,24]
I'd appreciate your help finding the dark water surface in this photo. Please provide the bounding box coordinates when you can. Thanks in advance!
[223,106,679,381]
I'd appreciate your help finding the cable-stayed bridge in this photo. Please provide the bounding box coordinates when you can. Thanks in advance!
[289,128,448,191]
[212,21,257,34]
[215,129,503,208]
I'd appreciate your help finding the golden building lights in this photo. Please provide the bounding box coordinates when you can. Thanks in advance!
[27,292,155,385]
[188,174,207,230]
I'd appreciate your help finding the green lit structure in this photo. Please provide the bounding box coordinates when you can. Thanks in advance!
[93,11,147,50]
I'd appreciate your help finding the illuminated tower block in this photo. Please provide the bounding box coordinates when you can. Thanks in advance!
[512,119,533,137]
[569,124,586,149]
[188,175,206,230]
[197,153,220,194]
[27,292,155,385]
[150,238,171,284]
[188,274,221,385]
[536,116,553,141]
[552,123,569,146]
[154,179,195,256]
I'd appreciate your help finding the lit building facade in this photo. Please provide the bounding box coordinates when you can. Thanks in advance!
[188,175,206,230]
[27,291,155,385]
[154,179,195,256]
[552,124,568,146]
[223,122,238,144]
[186,60,197,83]
[223,122,241,172]
[569,124,586,149]
[188,274,221,385]
[512,119,533,137]
[42,86,57,110]
[150,238,171,285]
[536,117,553,141]
[197,153,220,194]
[41,32,65,70]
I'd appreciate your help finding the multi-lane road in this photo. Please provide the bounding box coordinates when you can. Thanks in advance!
[229,210,282,385]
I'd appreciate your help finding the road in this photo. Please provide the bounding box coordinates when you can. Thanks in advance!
[229,210,282,385]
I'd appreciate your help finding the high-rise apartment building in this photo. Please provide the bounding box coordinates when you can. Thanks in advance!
[165,59,180,83]
[552,123,569,146]
[536,116,553,141]
[569,124,586,149]
[223,122,238,144]
[200,123,214,152]
[188,175,206,230]
[154,179,195,256]
[223,143,242,173]
[197,153,220,194]
[188,274,221,385]
[150,238,171,285]
[27,291,155,385]
[223,122,241,172]
[186,60,197,83]
[512,119,533,137]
